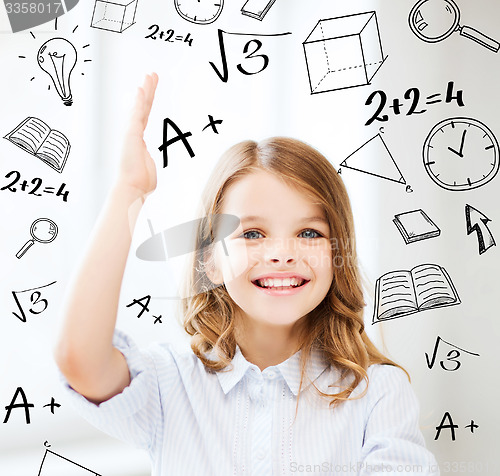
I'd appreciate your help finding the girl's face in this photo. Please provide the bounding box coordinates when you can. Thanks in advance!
[211,169,334,327]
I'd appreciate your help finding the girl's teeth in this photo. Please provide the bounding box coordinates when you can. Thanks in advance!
[257,277,305,288]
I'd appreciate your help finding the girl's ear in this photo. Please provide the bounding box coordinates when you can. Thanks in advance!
[203,248,224,285]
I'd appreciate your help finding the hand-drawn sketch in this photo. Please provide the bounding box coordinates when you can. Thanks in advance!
[340,133,406,185]
[18,26,91,97]
[174,0,224,25]
[393,209,441,244]
[303,12,386,94]
[91,0,138,33]
[37,37,77,105]
[409,0,500,52]
[364,81,465,126]
[12,280,57,322]
[16,218,58,259]
[144,24,193,46]
[136,215,240,261]
[209,29,291,83]
[0,170,70,201]
[241,0,277,21]
[373,263,460,324]
[426,335,480,371]
[38,447,102,475]
[4,117,70,173]
[423,117,499,191]
[465,204,496,255]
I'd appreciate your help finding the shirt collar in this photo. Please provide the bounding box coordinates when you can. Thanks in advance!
[213,344,330,397]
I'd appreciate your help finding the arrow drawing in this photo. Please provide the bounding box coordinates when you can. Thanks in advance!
[465,204,496,255]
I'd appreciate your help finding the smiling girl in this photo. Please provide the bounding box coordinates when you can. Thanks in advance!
[55,74,439,475]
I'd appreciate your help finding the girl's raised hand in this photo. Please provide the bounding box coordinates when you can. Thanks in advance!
[118,73,159,197]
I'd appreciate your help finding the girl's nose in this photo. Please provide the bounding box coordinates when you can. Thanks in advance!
[265,239,297,265]
[269,255,295,265]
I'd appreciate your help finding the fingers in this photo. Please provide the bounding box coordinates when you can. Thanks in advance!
[128,73,158,136]
[142,73,158,128]
[127,86,146,137]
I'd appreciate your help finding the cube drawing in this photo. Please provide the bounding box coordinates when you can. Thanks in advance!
[91,0,138,33]
[303,12,386,94]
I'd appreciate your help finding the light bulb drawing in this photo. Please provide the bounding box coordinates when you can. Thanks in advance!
[17,20,92,99]
[37,37,78,106]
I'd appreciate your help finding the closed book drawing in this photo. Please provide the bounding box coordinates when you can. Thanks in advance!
[393,209,440,244]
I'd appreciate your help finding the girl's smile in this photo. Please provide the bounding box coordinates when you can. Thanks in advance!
[251,272,311,295]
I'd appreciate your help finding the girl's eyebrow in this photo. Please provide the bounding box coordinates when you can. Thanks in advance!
[239,215,328,224]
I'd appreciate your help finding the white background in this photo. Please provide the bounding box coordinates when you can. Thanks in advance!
[1,0,499,474]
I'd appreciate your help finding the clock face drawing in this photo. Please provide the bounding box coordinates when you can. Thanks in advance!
[174,0,224,25]
[423,117,499,191]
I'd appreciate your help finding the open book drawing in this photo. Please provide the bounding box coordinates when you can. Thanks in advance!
[373,263,460,324]
[4,117,70,173]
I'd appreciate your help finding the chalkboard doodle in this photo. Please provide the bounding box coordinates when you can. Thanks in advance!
[241,0,278,21]
[364,81,465,126]
[409,0,500,52]
[37,37,77,106]
[339,133,406,186]
[145,25,193,46]
[38,447,101,475]
[11,280,57,322]
[209,29,291,83]
[158,115,223,167]
[0,170,70,202]
[465,204,496,255]
[16,218,58,259]
[126,295,162,324]
[393,209,441,244]
[423,117,499,191]
[425,336,480,371]
[435,412,479,441]
[373,263,460,324]
[18,28,92,103]
[91,0,138,33]
[303,12,386,94]
[174,0,224,25]
[4,117,71,173]
[3,390,61,424]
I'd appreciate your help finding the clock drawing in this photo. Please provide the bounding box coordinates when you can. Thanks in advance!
[423,117,499,191]
[174,0,224,25]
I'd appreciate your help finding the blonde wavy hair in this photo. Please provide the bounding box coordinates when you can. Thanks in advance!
[180,137,408,413]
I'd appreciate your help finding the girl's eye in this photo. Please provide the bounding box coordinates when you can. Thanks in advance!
[299,229,322,239]
[243,230,263,239]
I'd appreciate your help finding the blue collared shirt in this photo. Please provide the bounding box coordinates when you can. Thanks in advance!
[61,330,440,475]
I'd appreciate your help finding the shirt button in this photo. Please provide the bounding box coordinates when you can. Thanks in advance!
[256,449,266,460]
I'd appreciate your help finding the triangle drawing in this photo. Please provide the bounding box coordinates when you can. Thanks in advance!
[340,133,406,185]
[38,449,101,476]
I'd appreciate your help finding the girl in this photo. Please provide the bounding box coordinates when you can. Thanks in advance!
[55,74,439,475]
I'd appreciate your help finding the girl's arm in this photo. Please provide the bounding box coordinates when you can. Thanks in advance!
[54,73,159,404]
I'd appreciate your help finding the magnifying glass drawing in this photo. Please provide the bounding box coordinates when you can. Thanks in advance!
[16,218,58,259]
[409,0,500,52]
